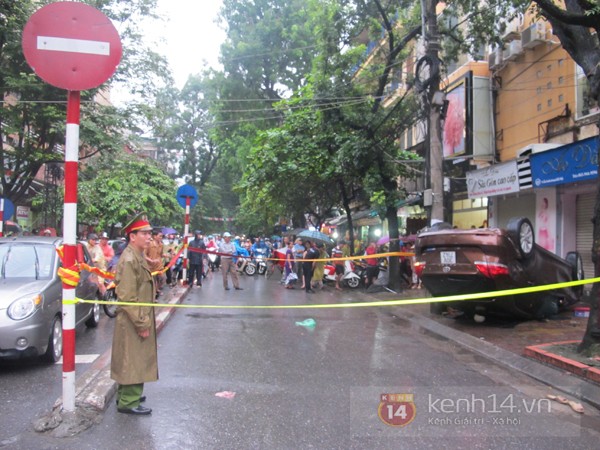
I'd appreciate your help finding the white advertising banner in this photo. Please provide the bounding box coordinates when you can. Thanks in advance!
[467,160,520,198]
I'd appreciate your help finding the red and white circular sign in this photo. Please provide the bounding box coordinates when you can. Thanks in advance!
[22,2,122,91]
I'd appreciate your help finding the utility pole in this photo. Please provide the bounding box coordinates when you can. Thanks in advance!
[421,0,445,225]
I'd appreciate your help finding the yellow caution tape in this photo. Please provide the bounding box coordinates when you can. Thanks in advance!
[64,276,599,309]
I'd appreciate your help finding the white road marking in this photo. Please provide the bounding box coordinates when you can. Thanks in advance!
[55,354,100,365]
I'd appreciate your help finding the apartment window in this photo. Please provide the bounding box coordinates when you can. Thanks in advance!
[576,64,600,118]
[558,59,564,67]
[558,76,564,85]
[547,82,552,90]
[547,64,552,72]
[559,94,564,102]
[536,70,543,78]
[537,104,542,111]
[547,99,552,107]
[536,86,542,95]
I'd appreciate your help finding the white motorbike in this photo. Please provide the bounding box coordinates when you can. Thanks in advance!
[254,249,268,276]
[323,260,361,289]
[207,246,220,271]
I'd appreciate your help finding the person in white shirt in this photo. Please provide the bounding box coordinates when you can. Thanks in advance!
[218,232,242,290]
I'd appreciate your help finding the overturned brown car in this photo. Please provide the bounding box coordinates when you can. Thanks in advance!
[413,217,584,321]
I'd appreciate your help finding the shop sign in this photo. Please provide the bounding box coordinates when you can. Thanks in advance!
[530,136,598,187]
[467,160,519,198]
[16,206,31,220]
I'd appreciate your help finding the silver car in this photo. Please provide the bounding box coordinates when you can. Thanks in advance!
[0,236,101,362]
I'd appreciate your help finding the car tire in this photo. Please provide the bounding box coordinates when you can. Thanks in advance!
[507,217,535,259]
[566,251,585,298]
[566,251,584,282]
[43,316,63,363]
[85,302,101,328]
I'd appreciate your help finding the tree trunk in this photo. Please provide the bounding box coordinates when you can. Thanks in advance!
[385,206,403,291]
[578,136,600,352]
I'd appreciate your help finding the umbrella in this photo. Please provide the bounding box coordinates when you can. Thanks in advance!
[283,227,306,236]
[402,234,417,244]
[297,229,335,246]
[377,235,390,246]
[162,227,178,235]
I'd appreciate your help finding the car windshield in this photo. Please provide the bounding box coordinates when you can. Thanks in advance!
[0,243,55,280]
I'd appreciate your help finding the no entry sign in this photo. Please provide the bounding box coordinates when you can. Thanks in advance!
[22,2,122,91]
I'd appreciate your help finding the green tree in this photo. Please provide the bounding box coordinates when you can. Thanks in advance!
[0,0,172,207]
[77,154,180,235]
[237,0,424,290]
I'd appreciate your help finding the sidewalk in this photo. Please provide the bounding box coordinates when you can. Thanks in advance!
[382,287,600,409]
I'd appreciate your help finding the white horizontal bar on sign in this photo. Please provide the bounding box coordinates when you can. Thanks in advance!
[37,36,110,56]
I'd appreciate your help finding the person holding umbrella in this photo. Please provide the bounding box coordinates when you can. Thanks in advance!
[302,240,320,294]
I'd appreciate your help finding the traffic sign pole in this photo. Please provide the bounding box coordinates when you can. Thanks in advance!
[22,2,122,415]
[0,199,4,238]
[62,90,81,412]
[182,197,191,285]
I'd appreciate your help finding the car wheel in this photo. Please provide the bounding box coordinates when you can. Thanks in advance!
[85,302,101,328]
[346,277,360,289]
[566,251,584,281]
[507,217,535,258]
[43,316,63,363]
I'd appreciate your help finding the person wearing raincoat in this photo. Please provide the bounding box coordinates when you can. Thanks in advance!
[111,213,157,416]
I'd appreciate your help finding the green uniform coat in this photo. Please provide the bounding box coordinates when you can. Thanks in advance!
[110,244,158,385]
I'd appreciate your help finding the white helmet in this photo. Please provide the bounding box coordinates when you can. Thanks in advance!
[223,232,232,237]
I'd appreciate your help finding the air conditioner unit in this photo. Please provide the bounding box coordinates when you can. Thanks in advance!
[495,48,503,66]
[502,20,520,41]
[488,47,503,69]
[521,22,546,49]
[503,40,522,61]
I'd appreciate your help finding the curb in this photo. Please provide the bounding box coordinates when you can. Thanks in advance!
[70,285,190,412]
[393,308,600,410]
[524,340,600,385]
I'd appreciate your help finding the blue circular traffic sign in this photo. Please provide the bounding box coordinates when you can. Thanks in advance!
[177,184,198,208]
[0,198,15,220]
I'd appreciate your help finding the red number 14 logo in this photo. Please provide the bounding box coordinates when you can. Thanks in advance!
[378,393,416,427]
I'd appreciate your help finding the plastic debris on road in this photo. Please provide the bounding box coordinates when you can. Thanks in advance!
[215,391,236,399]
[295,318,316,328]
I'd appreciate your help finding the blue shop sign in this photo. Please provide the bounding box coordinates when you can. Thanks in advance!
[530,136,598,187]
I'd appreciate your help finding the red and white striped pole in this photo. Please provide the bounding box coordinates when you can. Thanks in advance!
[61,90,80,412]
[182,197,191,285]
[0,198,4,238]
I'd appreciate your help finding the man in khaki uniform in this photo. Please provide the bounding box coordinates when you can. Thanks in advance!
[145,229,165,296]
[111,213,157,416]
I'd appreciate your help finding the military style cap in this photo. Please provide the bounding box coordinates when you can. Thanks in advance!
[123,212,152,235]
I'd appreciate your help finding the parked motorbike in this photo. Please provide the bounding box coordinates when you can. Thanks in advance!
[237,256,257,276]
[102,280,118,318]
[207,246,220,271]
[323,260,361,289]
[171,255,183,285]
[254,249,268,276]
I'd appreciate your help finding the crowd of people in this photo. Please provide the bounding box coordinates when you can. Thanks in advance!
[85,227,422,299]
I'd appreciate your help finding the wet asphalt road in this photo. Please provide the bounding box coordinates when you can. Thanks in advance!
[4,270,600,449]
